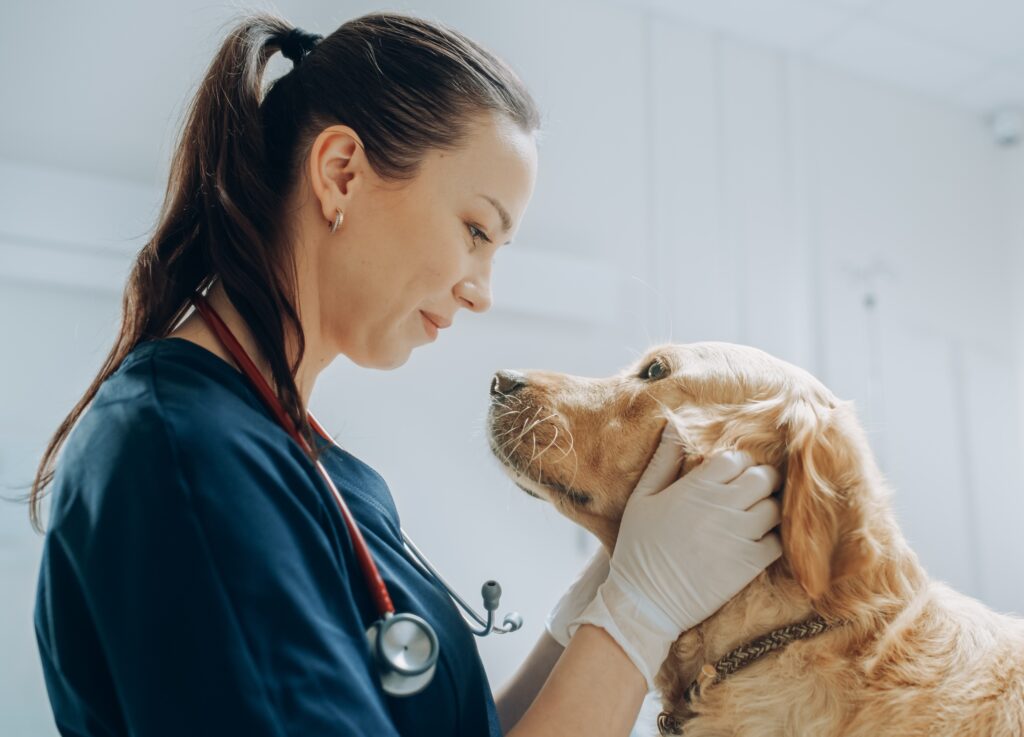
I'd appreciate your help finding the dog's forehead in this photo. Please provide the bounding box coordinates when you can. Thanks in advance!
[627,342,688,368]
[626,342,802,389]
[630,341,761,368]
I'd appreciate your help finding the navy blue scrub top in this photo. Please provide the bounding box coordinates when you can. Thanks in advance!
[34,337,503,737]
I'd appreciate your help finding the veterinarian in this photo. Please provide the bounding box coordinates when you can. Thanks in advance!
[29,11,783,737]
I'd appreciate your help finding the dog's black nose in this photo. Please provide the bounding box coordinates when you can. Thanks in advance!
[491,369,527,396]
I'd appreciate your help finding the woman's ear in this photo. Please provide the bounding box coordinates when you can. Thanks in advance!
[781,399,881,601]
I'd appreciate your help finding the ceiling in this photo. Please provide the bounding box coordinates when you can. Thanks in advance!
[1,0,1020,185]
[617,0,1024,113]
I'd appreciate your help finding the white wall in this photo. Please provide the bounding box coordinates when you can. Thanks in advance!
[2,2,1023,735]
[1003,142,1024,609]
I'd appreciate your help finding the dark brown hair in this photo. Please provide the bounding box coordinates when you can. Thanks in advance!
[26,10,541,531]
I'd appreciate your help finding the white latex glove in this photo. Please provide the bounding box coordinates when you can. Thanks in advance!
[568,421,783,692]
[544,545,610,647]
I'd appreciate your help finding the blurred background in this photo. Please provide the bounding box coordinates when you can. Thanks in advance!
[2,0,1023,734]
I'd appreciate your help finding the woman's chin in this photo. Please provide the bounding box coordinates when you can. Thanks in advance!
[371,343,413,370]
[338,330,417,370]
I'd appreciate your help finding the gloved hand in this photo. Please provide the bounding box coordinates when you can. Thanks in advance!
[568,420,783,692]
[544,545,610,647]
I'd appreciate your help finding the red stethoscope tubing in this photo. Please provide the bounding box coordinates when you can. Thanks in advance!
[188,292,396,618]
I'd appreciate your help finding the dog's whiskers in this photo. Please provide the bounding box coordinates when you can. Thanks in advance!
[492,406,533,442]
[502,406,543,460]
[489,409,523,422]
[512,407,544,446]
[534,426,556,479]
[488,401,588,508]
[524,412,558,469]
[537,425,560,462]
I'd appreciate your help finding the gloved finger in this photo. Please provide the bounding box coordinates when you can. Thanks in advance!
[684,449,755,485]
[724,465,782,510]
[731,496,781,540]
[748,530,783,568]
[631,421,686,497]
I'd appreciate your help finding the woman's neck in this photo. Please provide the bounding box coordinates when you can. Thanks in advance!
[167,279,323,406]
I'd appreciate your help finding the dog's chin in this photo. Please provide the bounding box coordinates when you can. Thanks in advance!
[488,440,593,506]
[513,474,593,506]
[512,480,543,500]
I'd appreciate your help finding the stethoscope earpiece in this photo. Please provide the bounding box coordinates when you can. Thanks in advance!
[401,532,524,636]
[481,580,501,611]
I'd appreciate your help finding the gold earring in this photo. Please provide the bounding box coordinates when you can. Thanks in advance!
[329,208,344,233]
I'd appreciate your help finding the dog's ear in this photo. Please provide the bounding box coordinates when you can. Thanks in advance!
[781,398,881,601]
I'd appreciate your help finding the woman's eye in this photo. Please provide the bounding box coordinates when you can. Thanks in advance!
[467,223,491,249]
[641,359,669,381]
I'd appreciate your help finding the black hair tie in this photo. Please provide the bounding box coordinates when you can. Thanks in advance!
[276,27,323,66]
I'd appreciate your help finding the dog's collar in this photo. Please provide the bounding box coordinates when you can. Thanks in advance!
[657,613,844,735]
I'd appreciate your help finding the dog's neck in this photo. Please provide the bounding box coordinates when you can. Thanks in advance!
[655,514,929,730]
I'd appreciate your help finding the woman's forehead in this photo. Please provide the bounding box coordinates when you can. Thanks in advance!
[429,118,536,207]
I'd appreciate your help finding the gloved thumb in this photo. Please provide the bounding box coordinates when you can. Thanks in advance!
[684,449,755,485]
[631,419,686,497]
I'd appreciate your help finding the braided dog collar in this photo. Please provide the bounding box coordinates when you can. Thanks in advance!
[657,613,843,735]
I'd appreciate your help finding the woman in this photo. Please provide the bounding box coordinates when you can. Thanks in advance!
[29,11,782,737]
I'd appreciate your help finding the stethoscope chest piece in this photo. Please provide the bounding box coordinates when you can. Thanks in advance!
[366,612,440,696]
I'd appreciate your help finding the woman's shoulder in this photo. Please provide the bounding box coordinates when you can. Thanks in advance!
[68,339,259,456]
[57,338,316,515]
[100,337,269,431]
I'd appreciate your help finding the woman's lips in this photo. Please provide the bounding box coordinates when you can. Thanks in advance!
[420,311,439,340]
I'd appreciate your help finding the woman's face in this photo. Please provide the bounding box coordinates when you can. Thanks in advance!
[307,111,538,369]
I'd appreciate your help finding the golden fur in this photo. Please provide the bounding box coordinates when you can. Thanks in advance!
[486,341,1024,736]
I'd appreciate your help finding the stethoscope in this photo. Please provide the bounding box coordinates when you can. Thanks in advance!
[188,291,522,697]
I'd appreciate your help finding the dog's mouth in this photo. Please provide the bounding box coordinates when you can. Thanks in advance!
[514,483,543,499]
[487,436,593,506]
[520,472,593,506]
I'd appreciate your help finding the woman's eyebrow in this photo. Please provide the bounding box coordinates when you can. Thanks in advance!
[478,193,514,244]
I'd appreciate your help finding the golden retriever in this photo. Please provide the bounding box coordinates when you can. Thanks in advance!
[485,341,1024,737]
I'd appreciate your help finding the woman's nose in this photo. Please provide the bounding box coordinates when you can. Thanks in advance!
[455,271,493,313]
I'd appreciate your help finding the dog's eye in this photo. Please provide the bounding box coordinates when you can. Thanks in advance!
[641,359,670,381]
